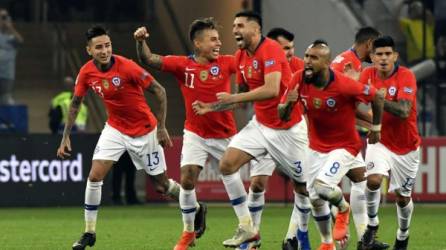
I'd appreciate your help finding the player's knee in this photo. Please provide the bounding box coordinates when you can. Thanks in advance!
[395,193,411,207]
[180,177,195,190]
[314,180,336,201]
[250,181,266,193]
[88,174,103,183]
[219,158,236,175]
[292,181,308,196]
[366,174,383,190]
[310,197,325,208]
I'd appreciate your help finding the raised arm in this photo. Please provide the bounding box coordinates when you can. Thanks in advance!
[146,80,172,147]
[56,95,84,159]
[134,27,163,70]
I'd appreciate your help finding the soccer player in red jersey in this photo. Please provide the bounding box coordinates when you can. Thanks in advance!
[267,27,304,74]
[134,18,246,250]
[330,27,385,250]
[280,40,385,250]
[201,11,310,248]
[359,36,420,250]
[56,25,180,250]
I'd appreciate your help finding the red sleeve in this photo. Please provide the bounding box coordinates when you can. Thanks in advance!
[74,69,89,97]
[161,55,187,73]
[126,60,154,89]
[262,42,285,74]
[397,69,417,102]
[341,75,376,103]
[331,54,347,72]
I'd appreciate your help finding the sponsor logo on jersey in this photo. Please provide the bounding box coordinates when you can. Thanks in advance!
[403,86,413,94]
[388,86,397,96]
[253,60,258,69]
[326,98,336,108]
[200,70,208,81]
[112,76,121,87]
[210,66,220,76]
[265,59,275,67]
[313,98,322,109]
[102,79,110,89]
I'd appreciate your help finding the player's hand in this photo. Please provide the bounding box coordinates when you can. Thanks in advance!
[134,26,149,41]
[343,63,360,81]
[192,100,212,115]
[157,127,173,148]
[368,130,381,144]
[57,137,72,159]
[216,92,235,104]
[285,88,299,102]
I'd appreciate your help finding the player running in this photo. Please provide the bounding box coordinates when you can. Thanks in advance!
[360,36,420,250]
[57,25,180,250]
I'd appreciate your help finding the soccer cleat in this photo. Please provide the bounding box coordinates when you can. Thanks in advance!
[173,231,196,250]
[237,237,261,250]
[333,207,350,240]
[282,237,298,250]
[222,224,259,248]
[72,232,96,250]
[361,225,389,250]
[317,242,335,250]
[194,202,207,239]
[297,229,311,250]
[357,240,390,250]
[392,237,409,250]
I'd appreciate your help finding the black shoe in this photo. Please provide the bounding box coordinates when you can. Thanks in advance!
[393,237,409,250]
[194,202,207,239]
[282,237,298,250]
[362,225,389,250]
[358,240,390,250]
[72,232,96,249]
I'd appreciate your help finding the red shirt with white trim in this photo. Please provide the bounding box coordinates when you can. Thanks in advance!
[74,55,157,137]
[161,55,237,138]
[359,65,420,154]
[235,37,301,129]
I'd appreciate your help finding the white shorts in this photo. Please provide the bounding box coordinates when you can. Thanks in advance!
[229,116,308,183]
[307,148,360,200]
[93,123,166,176]
[365,143,420,197]
[181,130,275,177]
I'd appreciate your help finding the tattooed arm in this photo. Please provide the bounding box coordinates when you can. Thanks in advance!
[146,80,172,147]
[56,95,84,159]
[134,26,163,70]
[368,88,386,144]
[384,99,412,119]
[192,83,250,114]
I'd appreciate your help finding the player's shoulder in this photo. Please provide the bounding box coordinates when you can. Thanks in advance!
[396,65,416,82]
[78,60,96,75]
[261,37,282,51]
[361,66,375,75]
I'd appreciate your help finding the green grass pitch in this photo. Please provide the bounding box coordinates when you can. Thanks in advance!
[0,204,445,249]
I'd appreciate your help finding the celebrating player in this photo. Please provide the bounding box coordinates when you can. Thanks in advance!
[267,27,304,74]
[280,40,385,250]
[56,25,180,250]
[360,36,420,250]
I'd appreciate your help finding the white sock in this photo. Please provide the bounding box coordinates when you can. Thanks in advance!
[351,181,368,238]
[286,192,311,240]
[167,179,180,200]
[84,180,103,233]
[222,172,251,226]
[396,200,413,240]
[365,186,381,226]
[247,188,265,231]
[180,187,197,232]
[311,199,332,244]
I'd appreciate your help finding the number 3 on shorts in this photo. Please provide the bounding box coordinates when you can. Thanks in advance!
[294,161,302,174]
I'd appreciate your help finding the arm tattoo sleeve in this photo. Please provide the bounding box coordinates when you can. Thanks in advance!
[147,81,167,128]
[62,95,83,139]
[136,41,162,70]
[384,99,412,118]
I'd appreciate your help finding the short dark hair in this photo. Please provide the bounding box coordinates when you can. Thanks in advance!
[266,27,294,42]
[355,26,381,44]
[235,10,262,28]
[189,17,218,41]
[86,25,109,42]
[372,35,395,51]
[310,39,328,47]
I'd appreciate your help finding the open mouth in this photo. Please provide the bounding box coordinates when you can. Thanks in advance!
[304,68,313,77]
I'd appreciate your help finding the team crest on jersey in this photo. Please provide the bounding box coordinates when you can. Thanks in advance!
[102,79,110,89]
[248,66,253,78]
[112,76,121,87]
[210,66,220,76]
[326,98,336,108]
[200,70,208,81]
[313,98,322,109]
[388,86,397,96]
[253,60,258,70]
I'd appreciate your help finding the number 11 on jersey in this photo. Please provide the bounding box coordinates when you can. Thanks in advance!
[184,72,195,88]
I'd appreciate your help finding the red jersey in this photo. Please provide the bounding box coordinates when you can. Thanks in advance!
[360,65,420,154]
[74,55,157,137]
[331,49,362,73]
[161,55,237,138]
[289,56,304,74]
[235,37,301,129]
[291,69,377,156]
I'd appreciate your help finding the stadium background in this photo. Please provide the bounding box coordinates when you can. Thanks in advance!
[0,0,445,249]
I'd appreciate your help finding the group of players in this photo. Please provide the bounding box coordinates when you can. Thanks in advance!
[56,10,420,250]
